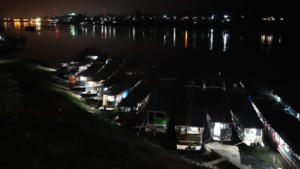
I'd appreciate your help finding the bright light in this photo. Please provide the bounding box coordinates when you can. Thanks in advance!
[35,17,41,22]
[214,122,221,137]
[209,29,214,51]
[107,95,115,102]
[123,90,129,99]
[87,55,98,60]
[184,30,188,48]
[274,95,281,102]
[187,127,200,134]
[86,81,96,86]
[79,76,87,81]
[69,13,77,16]
[224,15,229,19]
[173,28,176,47]
[223,32,230,52]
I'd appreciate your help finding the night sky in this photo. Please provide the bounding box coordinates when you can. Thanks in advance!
[0,0,284,17]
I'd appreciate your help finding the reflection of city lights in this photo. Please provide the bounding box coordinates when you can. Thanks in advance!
[184,30,188,48]
[209,29,214,51]
[261,34,274,45]
[132,27,135,41]
[267,35,273,45]
[23,22,29,27]
[3,22,8,30]
[278,36,282,44]
[104,26,107,40]
[55,24,59,39]
[14,21,21,29]
[261,34,266,44]
[223,32,230,52]
[70,25,76,37]
[163,34,166,46]
[108,26,111,39]
[113,27,116,39]
[173,28,176,47]
[35,22,41,31]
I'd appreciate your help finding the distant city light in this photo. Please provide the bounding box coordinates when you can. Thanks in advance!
[35,17,41,22]
[68,13,77,16]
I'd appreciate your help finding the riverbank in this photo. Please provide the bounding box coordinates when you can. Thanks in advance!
[0,60,206,169]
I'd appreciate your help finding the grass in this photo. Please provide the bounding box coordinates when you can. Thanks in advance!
[0,60,208,169]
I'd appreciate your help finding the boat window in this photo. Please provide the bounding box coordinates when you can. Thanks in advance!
[187,127,200,134]
[180,127,186,135]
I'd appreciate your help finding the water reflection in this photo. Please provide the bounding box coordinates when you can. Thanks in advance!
[184,30,188,48]
[3,22,10,30]
[1,21,282,54]
[14,21,21,29]
[261,34,274,45]
[113,27,116,40]
[55,24,59,39]
[92,25,96,38]
[163,34,167,46]
[132,27,136,41]
[222,31,230,52]
[108,26,112,39]
[173,28,176,47]
[209,29,214,51]
[70,25,76,37]
[35,22,41,31]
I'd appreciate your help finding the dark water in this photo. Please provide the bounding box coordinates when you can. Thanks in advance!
[1,21,287,71]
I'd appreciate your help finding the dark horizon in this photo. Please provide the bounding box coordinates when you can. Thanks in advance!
[0,0,287,18]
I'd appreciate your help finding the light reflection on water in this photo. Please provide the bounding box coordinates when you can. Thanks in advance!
[1,21,284,55]
[222,31,230,52]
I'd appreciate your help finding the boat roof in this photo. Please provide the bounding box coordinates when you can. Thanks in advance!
[228,91,263,128]
[205,88,231,123]
[254,97,300,155]
[145,78,183,112]
[174,85,206,127]
[118,80,153,107]
[102,75,141,95]
[92,61,122,81]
